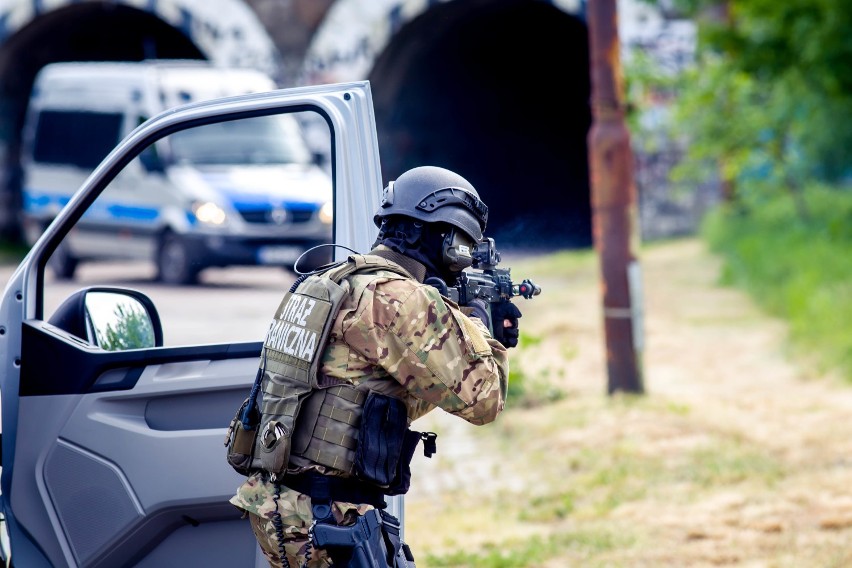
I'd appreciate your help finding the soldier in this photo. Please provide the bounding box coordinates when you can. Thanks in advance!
[229,165,521,567]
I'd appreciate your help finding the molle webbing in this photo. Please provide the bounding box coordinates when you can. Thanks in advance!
[293,385,368,474]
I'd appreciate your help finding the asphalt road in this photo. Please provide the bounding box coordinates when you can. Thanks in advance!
[1,260,299,346]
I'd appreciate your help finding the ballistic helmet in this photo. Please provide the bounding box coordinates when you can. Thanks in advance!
[373,166,488,242]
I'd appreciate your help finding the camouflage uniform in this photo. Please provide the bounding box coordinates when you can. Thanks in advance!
[231,246,509,567]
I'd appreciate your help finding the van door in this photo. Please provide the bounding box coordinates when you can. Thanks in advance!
[0,82,385,567]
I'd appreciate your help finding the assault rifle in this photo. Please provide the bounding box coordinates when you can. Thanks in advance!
[427,237,542,306]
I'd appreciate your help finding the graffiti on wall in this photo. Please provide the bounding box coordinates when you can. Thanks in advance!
[618,0,713,240]
[0,0,279,74]
[300,0,583,85]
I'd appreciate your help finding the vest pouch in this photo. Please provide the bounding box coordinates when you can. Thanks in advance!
[384,429,423,496]
[258,419,292,474]
[257,376,313,476]
[354,392,408,487]
[225,397,258,476]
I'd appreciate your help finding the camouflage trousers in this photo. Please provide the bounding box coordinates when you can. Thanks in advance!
[248,510,330,568]
[232,473,374,568]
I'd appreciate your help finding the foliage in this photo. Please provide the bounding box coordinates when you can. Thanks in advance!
[634,0,852,203]
[0,239,28,264]
[505,330,565,409]
[97,303,155,351]
[701,184,852,379]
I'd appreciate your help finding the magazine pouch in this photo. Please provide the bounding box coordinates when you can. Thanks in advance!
[355,392,408,487]
[225,396,259,476]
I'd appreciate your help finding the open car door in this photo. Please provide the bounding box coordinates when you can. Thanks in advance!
[0,82,388,567]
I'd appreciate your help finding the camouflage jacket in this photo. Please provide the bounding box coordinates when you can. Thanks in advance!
[319,246,509,425]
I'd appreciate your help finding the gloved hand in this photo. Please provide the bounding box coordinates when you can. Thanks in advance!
[491,301,522,348]
[462,298,491,330]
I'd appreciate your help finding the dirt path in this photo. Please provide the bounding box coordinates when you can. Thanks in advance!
[404,238,852,567]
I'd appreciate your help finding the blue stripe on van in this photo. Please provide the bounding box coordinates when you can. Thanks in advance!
[23,191,71,213]
[106,204,159,221]
[24,189,159,224]
[196,173,324,211]
[231,198,319,213]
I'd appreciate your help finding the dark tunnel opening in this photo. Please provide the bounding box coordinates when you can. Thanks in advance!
[0,2,205,241]
[370,0,592,250]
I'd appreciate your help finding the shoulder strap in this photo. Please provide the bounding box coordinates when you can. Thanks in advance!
[322,254,412,284]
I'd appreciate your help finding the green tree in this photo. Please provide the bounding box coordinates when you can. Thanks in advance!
[649,0,852,209]
[98,303,155,351]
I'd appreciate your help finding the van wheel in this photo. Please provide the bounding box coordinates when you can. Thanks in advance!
[49,242,78,280]
[157,234,199,285]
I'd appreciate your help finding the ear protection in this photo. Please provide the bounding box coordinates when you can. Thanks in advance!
[441,228,475,272]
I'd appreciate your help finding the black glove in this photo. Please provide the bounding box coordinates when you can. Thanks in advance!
[463,298,492,330]
[491,301,522,348]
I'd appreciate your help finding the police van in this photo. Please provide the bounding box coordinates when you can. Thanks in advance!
[21,60,333,284]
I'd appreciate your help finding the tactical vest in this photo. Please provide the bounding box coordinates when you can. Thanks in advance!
[226,254,414,484]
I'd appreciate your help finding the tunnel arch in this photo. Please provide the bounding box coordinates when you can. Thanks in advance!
[306,0,591,249]
[0,0,278,240]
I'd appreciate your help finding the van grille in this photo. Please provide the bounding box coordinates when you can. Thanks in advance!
[239,207,315,225]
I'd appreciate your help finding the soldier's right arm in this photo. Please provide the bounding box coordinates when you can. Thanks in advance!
[342,278,509,425]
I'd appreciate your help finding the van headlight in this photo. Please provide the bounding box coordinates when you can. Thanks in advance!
[192,201,228,226]
[319,201,333,225]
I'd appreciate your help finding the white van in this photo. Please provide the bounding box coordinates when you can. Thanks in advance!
[21,60,333,284]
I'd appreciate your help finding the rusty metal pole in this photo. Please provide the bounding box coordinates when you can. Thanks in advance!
[587,0,644,394]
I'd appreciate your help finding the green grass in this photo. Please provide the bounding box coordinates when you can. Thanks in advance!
[508,247,597,277]
[409,233,845,567]
[424,529,631,568]
[505,332,566,409]
[417,387,787,566]
[407,238,831,567]
[702,184,852,380]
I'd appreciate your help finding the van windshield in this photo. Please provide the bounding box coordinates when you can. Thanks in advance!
[166,115,314,166]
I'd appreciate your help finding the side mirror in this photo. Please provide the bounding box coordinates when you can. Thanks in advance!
[48,287,164,350]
